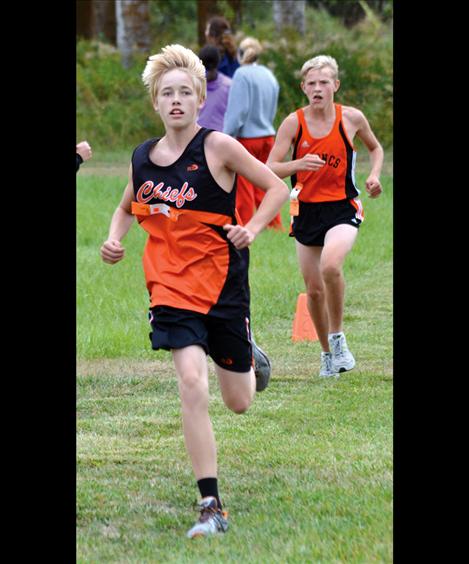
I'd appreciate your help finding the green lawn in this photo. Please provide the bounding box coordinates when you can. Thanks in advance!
[77,164,392,563]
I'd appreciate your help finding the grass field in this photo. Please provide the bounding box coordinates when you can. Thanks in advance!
[77,159,393,563]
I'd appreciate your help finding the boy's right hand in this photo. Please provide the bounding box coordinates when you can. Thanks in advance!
[298,153,325,171]
[223,224,255,249]
[100,239,125,264]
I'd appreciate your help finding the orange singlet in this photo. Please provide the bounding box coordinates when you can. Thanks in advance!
[291,104,361,203]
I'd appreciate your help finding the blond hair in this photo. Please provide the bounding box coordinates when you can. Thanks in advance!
[238,37,263,65]
[142,44,207,105]
[300,55,339,80]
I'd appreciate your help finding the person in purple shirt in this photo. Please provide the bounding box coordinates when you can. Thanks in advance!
[198,44,232,132]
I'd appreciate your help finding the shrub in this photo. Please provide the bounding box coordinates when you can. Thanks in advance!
[76,4,392,151]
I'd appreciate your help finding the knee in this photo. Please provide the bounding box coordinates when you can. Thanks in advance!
[226,396,252,414]
[321,263,341,283]
[306,283,325,302]
[179,371,208,404]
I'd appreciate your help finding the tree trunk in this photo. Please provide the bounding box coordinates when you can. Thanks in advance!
[196,0,242,47]
[93,0,117,44]
[76,0,93,39]
[197,0,218,47]
[227,0,242,28]
[115,0,151,68]
[273,0,305,35]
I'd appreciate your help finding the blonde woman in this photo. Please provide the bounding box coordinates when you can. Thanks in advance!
[223,37,284,230]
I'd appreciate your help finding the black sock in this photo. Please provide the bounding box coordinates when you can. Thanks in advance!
[197,477,222,510]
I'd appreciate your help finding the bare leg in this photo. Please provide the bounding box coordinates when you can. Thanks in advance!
[215,365,255,413]
[172,345,216,480]
[296,241,330,351]
[321,224,358,333]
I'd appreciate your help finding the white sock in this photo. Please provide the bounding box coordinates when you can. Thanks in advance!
[329,331,344,339]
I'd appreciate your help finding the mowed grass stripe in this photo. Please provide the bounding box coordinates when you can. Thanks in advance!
[77,368,391,562]
[77,167,392,562]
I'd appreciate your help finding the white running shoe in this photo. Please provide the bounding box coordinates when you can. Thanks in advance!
[319,351,338,378]
[329,332,355,373]
[186,497,228,539]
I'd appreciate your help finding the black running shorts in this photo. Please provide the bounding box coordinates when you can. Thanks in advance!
[290,198,363,246]
[149,306,253,373]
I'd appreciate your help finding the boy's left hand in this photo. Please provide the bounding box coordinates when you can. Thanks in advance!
[365,175,382,198]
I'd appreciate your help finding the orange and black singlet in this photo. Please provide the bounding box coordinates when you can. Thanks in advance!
[291,104,360,203]
[131,128,250,319]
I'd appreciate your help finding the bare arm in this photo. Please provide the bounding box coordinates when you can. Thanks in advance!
[266,113,325,179]
[353,109,384,198]
[210,134,289,249]
[100,165,136,264]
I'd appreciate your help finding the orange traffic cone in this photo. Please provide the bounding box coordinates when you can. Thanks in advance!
[292,293,318,342]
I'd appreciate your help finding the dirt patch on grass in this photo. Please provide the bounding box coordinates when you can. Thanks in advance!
[77,358,175,378]
[77,358,392,380]
[77,358,224,378]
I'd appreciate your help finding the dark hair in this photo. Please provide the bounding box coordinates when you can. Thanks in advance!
[206,16,237,59]
[199,44,220,72]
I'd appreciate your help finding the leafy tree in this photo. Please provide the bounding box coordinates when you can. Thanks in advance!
[307,0,392,27]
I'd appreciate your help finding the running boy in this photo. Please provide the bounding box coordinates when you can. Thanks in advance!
[100,44,289,538]
[267,55,383,378]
